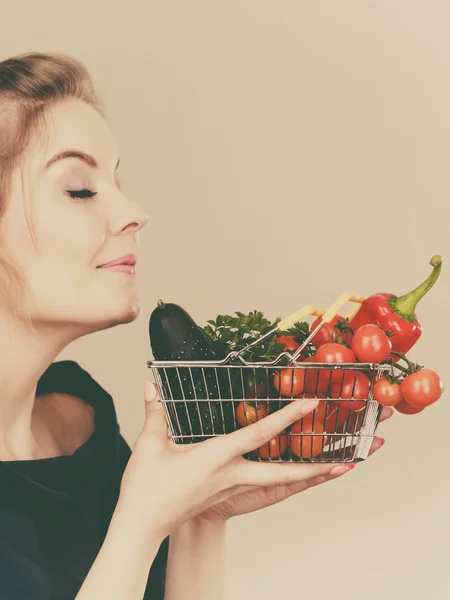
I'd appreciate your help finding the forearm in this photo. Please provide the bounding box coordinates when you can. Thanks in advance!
[76,508,163,600]
[164,518,227,600]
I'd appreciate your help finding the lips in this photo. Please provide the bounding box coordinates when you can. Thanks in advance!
[98,254,137,268]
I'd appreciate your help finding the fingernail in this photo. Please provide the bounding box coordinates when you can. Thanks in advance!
[330,465,351,476]
[301,400,319,414]
[373,437,385,450]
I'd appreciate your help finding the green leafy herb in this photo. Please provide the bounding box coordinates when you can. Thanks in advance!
[278,321,316,357]
[284,321,310,344]
[203,310,317,362]
[203,310,287,363]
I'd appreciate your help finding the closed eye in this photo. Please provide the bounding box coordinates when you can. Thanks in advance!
[66,189,98,200]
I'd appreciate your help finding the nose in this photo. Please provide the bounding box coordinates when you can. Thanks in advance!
[109,192,149,237]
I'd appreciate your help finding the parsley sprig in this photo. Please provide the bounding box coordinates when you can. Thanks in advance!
[202,310,315,362]
[202,310,284,362]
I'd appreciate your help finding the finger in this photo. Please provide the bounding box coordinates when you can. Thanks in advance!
[368,436,385,456]
[285,465,354,494]
[281,476,327,498]
[209,398,319,462]
[204,463,356,515]
[143,380,168,438]
[378,406,395,423]
[221,468,353,516]
[222,484,295,516]
[202,485,260,510]
[232,459,348,488]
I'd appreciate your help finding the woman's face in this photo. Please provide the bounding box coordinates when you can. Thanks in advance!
[1,98,149,333]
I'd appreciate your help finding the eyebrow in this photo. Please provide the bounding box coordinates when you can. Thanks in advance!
[43,150,120,171]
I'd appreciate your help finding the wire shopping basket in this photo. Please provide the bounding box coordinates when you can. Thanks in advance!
[147,292,390,463]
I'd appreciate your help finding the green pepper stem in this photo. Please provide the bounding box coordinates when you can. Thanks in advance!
[157,299,165,308]
[394,255,442,317]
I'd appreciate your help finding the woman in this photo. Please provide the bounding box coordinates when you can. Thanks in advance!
[0,52,391,600]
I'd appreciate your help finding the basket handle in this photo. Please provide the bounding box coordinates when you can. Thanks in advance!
[276,305,327,332]
[230,292,365,362]
[288,291,365,362]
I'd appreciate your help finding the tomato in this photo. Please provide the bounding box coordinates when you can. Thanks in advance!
[324,404,352,433]
[256,434,289,459]
[330,371,370,411]
[297,393,329,421]
[314,343,356,385]
[310,315,353,348]
[276,335,300,352]
[292,354,308,362]
[274,368,305,397]
[351,324,392,363]
[236,401,268,427]
[304,356,331,394]
[244,379,267,400]
[312,398,330,422]
[401,369,443,408]
[373,377,403,406]
[395,399,425,415]
[303,356,329,398]
[289,415,327,458]
[315,343,356,367]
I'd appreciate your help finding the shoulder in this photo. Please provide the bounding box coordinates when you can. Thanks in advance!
[38,360,115,413]
[37,360,132,457]
[38,360,110,396]
[38,392,95,453]
[37,359,118,425]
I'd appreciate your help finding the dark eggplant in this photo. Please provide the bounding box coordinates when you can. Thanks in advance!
[149,300,236,441]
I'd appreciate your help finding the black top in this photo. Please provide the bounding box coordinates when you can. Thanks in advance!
[0,360,169,600]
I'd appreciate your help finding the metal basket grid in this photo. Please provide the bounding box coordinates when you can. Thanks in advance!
[147,359,388,463]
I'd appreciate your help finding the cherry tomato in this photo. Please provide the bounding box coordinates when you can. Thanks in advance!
[401,369,443,408]
[351,324,392,363]
[296,393,330,422]
[312,398,330,422]
[292,354,308,362]
[244,379,267,400]
[256,434,289,459]
[276,335,300,351]
[289,415,327,458]
[373,377,403,407]
[236,401,268,427]
[330,371,370,411]
[315,343,356,386]
[304,356,331,394]
[324,403,352,433]
[395,399,425,415]
[310,315,353,348]
[274,368,305,397]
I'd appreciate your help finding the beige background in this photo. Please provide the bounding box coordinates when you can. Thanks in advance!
[2,1,450,598]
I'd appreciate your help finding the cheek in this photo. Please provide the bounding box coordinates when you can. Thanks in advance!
[35,204,106,269]
[25,214,108,316]
[30,205,107,313]
[11,206,107,309]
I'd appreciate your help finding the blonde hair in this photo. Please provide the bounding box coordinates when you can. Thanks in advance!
[0,51,105,323]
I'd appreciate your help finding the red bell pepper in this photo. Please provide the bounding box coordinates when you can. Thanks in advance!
[349,255,442,355]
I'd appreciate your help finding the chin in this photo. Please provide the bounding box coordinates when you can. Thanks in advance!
[83,297,142,333]
[121,300,141,323]
[108,298,141,326]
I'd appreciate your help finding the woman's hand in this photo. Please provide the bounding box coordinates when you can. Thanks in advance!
[195,406,393,524]
[116,382,360,542]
